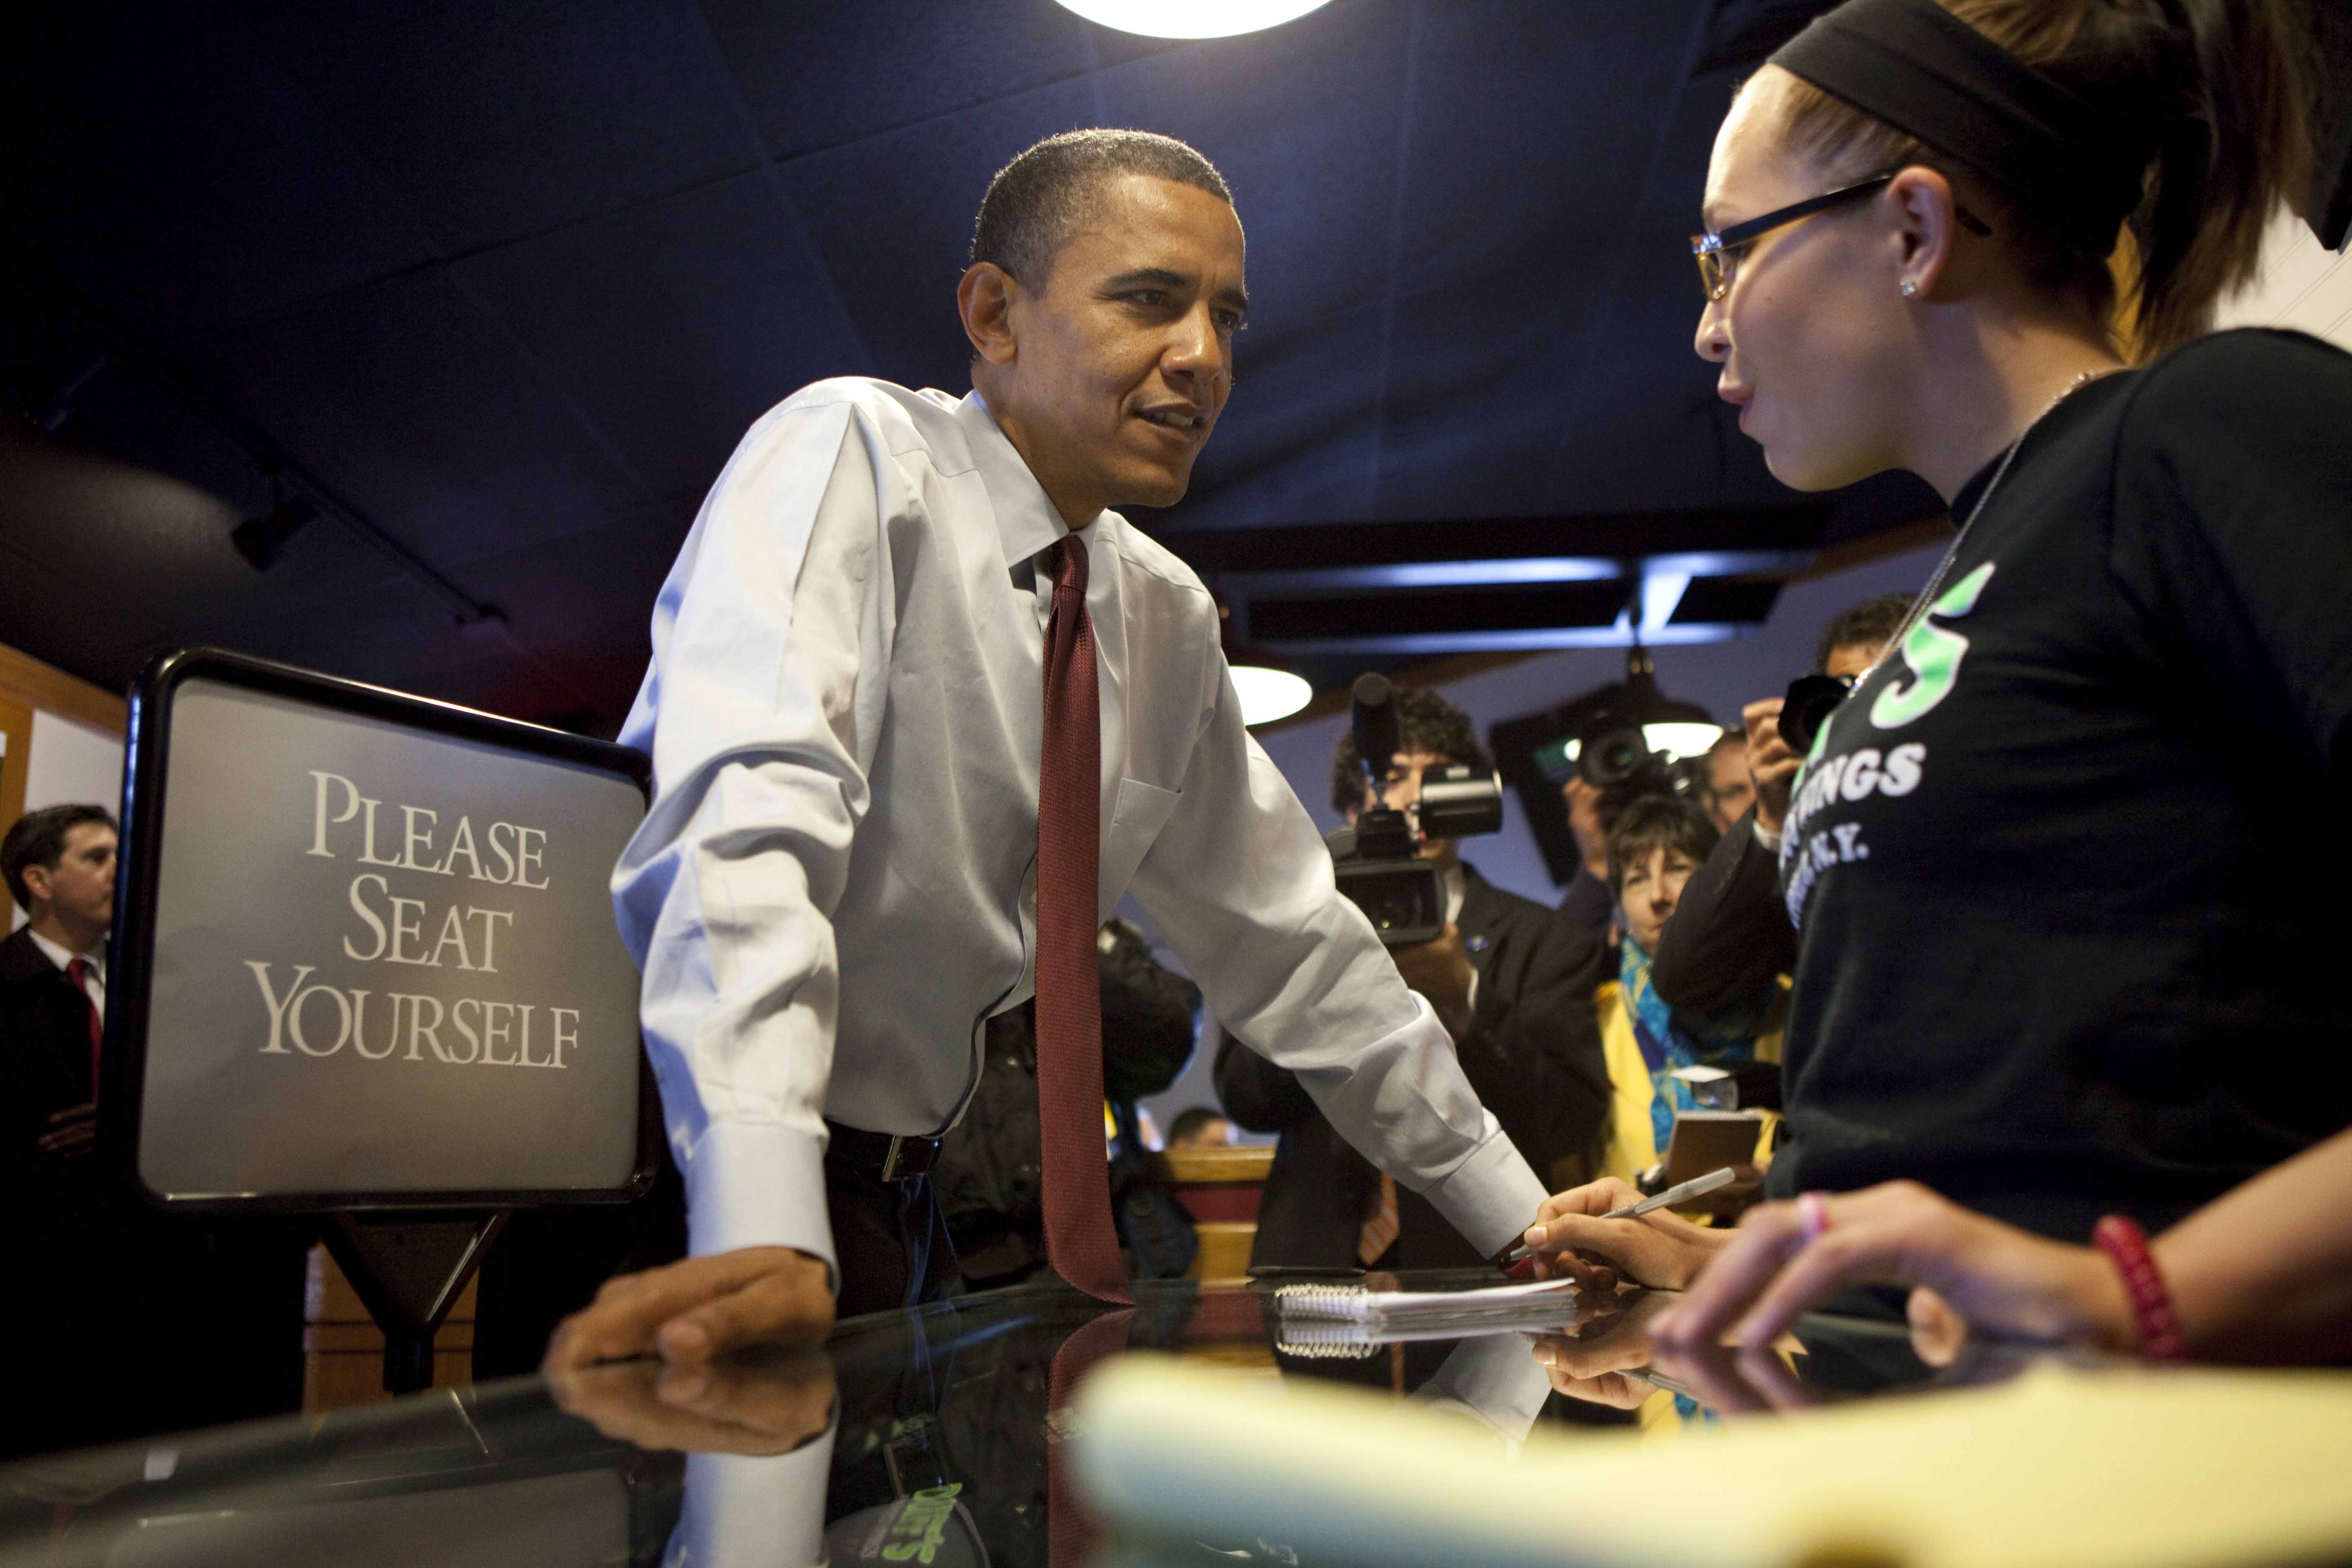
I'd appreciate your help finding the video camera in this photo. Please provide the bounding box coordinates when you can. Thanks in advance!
[1324,674,1505,946]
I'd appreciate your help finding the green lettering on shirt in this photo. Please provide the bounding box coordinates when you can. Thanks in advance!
[1871,562,1996,730]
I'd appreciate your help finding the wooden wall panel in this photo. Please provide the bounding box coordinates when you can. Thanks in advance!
[0,642,127,737]
[0,694,30,845]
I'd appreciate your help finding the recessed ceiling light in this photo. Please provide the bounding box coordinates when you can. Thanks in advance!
[1054,0,1335,40]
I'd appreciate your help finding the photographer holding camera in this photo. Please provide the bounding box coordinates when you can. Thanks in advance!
[1651,595,1911,1034]
[1217,686,1612,1270]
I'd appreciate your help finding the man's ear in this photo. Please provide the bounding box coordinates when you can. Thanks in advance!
[19,864,52,908]
[1885,165,1964,303]
[958,261,1021,366]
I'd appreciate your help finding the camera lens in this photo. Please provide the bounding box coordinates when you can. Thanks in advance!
[1576,724,1651,789]
[1777,673,1855,754]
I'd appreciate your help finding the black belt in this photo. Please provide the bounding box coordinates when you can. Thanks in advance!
[824,1119,943,1183]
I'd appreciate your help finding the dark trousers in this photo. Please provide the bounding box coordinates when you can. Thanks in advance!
[824,1134,959,1320]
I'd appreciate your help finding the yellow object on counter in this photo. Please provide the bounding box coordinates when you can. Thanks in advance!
[1075,1354,2352,1568]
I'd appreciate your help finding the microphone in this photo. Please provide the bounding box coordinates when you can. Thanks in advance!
[1351,673,1398,790]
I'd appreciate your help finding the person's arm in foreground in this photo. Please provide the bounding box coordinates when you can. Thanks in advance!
[1652,695,1799,1025]
[1132,663,1546,1257]
[1648,807,1790,1027]
[1445,909,1614,1188]
[548,401,895,1369]
[1526,1128,2352,1364]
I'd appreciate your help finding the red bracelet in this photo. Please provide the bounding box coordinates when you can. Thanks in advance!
[2092,1214,2186,1360]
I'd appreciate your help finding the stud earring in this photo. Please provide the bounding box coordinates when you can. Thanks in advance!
[1900,280,1918,299]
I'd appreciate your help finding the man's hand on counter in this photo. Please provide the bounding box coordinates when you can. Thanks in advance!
[549,1347,838,1456]
[542,1246,834,1372]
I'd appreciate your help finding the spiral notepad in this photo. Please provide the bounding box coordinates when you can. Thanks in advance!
[1272,1276,1585,1339]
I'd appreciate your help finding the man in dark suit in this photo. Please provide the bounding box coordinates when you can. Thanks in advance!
[4,804,307,1456]
[3,803,115,1208]
[1217,690,1612,1272]
[3,803,125,1455]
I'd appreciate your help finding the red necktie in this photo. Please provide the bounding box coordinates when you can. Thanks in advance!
[1357,1171,1400,1266]
[65,957,100,1102]
[1045,1308,1132,1568]
[1035,536,1131,1305]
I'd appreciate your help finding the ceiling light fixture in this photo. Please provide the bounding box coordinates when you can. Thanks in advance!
[1605,646,1723,760]
[1230,663,1313,726]
[1216,590,1313,725]
[1054,0,1334,40]
[1537,646,1724,776]
[232,479,319,572]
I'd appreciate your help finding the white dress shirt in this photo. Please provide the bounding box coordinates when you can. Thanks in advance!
[614,379,1545,1273]
[28,929,104,1021]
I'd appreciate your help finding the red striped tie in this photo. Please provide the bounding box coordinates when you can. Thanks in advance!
[1035,536,1131,1305]
[66,957,100,1102]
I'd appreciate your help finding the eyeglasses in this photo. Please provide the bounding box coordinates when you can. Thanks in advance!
[1691,173,1992,302]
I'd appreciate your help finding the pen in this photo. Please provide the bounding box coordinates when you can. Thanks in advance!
[1501,1166,1741,1266]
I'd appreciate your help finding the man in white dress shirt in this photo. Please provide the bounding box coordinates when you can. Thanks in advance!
[547,131,1547,1370]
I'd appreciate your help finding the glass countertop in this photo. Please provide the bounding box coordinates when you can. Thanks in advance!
[0,1271,2048,1566]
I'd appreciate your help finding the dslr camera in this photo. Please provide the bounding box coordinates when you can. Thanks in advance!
[1534,656,1712,815]
[1571,718,1703,805]
[1324,674,1504,946]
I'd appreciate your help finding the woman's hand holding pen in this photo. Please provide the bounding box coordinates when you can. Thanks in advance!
[1529,1288,1678,1409]
[1519,1177,1731,1290]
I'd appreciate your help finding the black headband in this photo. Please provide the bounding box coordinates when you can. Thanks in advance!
[1769,0,2157,257]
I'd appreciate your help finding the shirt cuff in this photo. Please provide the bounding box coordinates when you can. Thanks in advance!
[674,1436,835,1567]
[1417,1127,1548,1258]
[683,1119,838,1292]
[1409,1333,1556,1448]
[1750,819,1782,853]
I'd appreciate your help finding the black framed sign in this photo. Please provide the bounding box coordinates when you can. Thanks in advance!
[106,647,660,1213]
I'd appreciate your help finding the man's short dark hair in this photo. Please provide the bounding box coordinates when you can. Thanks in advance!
[1168,1106,1226,1145]
[4,803,117,912]
[1814,593,1912,674]
[970,129,1235,291]
[1329,687,1497,816]
[1605,796,1719,895]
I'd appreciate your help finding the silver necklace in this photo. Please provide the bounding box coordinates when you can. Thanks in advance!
[1862,366,2124,683]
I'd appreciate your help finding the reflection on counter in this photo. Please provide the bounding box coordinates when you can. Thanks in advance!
[7,1274,2269,1568]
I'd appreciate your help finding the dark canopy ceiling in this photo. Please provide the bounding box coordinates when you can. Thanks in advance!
[0,0,1935,732]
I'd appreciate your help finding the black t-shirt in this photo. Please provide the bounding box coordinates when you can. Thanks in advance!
[1772,329,2352,1242]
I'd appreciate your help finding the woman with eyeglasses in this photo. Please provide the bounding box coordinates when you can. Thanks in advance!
[1524,0,2352,1365]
